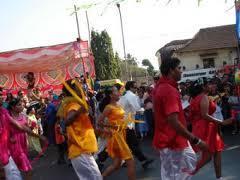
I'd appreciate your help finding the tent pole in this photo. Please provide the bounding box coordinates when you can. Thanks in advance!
[74,5,86,76]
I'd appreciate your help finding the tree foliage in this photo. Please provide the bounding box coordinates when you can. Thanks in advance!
[91,30,121,80]
[142,59,155,76]
[91,29,151,81]
[126,53,138,66]
[114,52,122,78]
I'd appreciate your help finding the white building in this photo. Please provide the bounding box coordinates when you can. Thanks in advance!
[156,24,238,72]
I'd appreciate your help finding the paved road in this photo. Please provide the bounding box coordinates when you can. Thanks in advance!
[32,131,240,180]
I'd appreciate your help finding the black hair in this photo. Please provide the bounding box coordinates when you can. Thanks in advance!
[153,76,159,81]
[59,93,65,98]
[26,106,35,115]
[189,84,203,98]
[160,57,181,76]
[6,93,14,102]
[8,98,22,111]
[99,86,113,113]
[139,86,146,92]
[188,80,204,98]
[125,81,136,91]
[17,90,24,95]
[96,91,104,102]
[62,79,80,97]
[28,72,34,76]
[114,83,122,91]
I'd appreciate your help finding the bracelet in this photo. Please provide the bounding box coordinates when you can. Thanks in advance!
[191,137,200,145]
[196,139,202,145]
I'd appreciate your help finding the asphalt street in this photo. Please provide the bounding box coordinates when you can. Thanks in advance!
[32,130,240,180]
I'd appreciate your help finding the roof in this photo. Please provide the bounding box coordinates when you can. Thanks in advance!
[163,39,191,48]
[156,39,191,55]
[177,24,238,53]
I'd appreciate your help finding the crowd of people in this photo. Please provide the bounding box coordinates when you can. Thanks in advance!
[153,57,237,180]
[0,72,155,180]
[0,58,240,180]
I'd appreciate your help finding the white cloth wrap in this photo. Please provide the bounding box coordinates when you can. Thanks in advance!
[71,154,102,180]
[159,142,197,180]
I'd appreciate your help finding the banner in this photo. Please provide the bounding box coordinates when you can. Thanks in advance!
[181,68,216,82]
[180,64,240,82]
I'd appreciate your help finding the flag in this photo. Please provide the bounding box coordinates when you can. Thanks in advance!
[236,0,240,40]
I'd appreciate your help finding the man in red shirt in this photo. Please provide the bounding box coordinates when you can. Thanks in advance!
[153,57,208,179]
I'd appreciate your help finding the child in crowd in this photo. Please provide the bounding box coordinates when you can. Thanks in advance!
[55,118,67,164]
[27,107,42,153]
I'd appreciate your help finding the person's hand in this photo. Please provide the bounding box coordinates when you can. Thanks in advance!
[222,117,234,126]
[196,140,209,151]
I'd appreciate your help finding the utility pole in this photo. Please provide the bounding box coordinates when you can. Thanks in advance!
[85,10,91,48]
[116,3,132,80]
[74,5,81,40]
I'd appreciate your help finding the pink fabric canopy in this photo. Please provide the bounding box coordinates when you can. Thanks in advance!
[0,40,95,95]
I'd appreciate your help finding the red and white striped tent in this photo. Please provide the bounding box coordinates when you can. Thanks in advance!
[0,40,95,96]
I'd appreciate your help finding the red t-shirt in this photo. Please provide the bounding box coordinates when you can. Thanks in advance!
[152,77,188,150]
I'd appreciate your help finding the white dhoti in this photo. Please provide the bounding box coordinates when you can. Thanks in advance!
[159,142,197,180]
[3,156,22,180]
[94,137,107,159]
[71,154,102,180]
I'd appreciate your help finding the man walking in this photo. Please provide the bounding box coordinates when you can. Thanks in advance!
[119,81,153,169]
[152,57,208,179]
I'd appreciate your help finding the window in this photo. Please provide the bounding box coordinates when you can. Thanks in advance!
[203,58,215,68]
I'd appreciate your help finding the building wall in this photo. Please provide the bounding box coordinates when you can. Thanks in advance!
[175,48,237,71]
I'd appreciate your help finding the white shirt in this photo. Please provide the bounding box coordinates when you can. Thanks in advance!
[119,90,141,129]
[213,105,223,121]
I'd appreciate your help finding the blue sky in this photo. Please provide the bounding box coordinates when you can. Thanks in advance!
[0,0,236,69]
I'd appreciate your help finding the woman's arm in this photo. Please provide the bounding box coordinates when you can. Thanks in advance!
[200,95,232,125]
[65,107,87,126]
[9,116,46,141]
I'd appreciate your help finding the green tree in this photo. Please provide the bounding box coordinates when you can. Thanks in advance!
[114,52,121,78]
[91,30,120,80]
[126,53,138,66]
[142,59,155,76]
